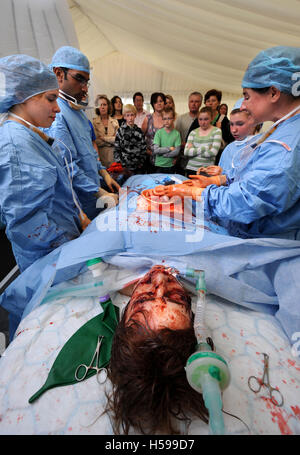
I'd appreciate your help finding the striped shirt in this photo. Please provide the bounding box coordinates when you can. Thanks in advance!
[184,126,222,171]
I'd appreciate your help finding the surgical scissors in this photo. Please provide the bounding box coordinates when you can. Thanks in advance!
[75,335,107,384]
[248,353,284,407]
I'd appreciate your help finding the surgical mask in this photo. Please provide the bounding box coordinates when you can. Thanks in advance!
[8,112,54,145]
[232,103,300,177]
[59,90,89,110]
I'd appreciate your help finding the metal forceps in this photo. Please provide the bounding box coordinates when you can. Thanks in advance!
[75,335,108,385]
[248,353,284,407]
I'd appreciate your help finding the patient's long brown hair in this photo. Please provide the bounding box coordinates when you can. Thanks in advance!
[105,314,209,434]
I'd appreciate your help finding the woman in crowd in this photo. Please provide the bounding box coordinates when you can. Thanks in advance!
[141,92,166,173]
[111,95,125,126]
[218,103,228,117]
[204,90,234,163]
[216,103,229,131]
[165,94,177,119]
[93,94,119,167]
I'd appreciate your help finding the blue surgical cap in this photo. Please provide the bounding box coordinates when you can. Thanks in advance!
[242,46,300,94]
[0,54,58,113]
[51,46,90,73]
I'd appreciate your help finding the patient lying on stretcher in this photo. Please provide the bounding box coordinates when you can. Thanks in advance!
[105,265,209,435]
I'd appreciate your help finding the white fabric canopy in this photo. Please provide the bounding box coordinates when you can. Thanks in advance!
[0,0,78,63]
[67,0,300,111]
[1,0,299,113]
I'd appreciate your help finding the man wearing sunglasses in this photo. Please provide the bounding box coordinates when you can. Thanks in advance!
[47,46,119,220]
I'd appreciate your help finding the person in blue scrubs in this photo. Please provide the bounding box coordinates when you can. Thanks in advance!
[0,54,83,272]
[189,47,300,240]
[47,46,120,220]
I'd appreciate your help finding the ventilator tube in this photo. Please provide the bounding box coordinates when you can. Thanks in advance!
[193,271,211,345]
[185,269,230,435]
[41,258,145,303]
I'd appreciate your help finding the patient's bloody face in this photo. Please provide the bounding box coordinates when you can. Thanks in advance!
[124,265,192,331]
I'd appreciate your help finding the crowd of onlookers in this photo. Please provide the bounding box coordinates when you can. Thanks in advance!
[91,89,236,181]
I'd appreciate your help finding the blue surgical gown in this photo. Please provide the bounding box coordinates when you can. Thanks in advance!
[47,98,106,219]
[203,113,300,239]
[0,121,81,272]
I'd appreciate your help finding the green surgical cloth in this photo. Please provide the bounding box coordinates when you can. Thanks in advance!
[29,298,119,403]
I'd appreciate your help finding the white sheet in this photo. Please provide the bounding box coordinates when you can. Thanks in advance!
[0,287,299,435]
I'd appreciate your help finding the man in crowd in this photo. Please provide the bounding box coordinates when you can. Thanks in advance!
[133,91,148,128]
[175,91,202,174]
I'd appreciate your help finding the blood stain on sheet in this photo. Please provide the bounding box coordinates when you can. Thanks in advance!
[245,341,255,347]
[287,359,300,371]
[291,405,300,419]
[222,333,229,340]
[262,397,293,435]
[271,411,293,435]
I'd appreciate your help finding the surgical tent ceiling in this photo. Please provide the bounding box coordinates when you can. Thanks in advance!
[1,0,300,107]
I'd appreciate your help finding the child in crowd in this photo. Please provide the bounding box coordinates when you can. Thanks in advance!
[113,104,147,177]
[153,106,181,173]
[184,107,222,175]
[218,108,262,173]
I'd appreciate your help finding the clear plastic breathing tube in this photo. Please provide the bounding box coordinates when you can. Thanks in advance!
[182,268,231,435]
[41,258,145,304]
[192,270,212,346]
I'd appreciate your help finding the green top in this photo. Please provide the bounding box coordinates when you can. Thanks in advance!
[153,128,181,167]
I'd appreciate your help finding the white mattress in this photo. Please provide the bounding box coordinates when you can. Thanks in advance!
[0,291,299,435]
